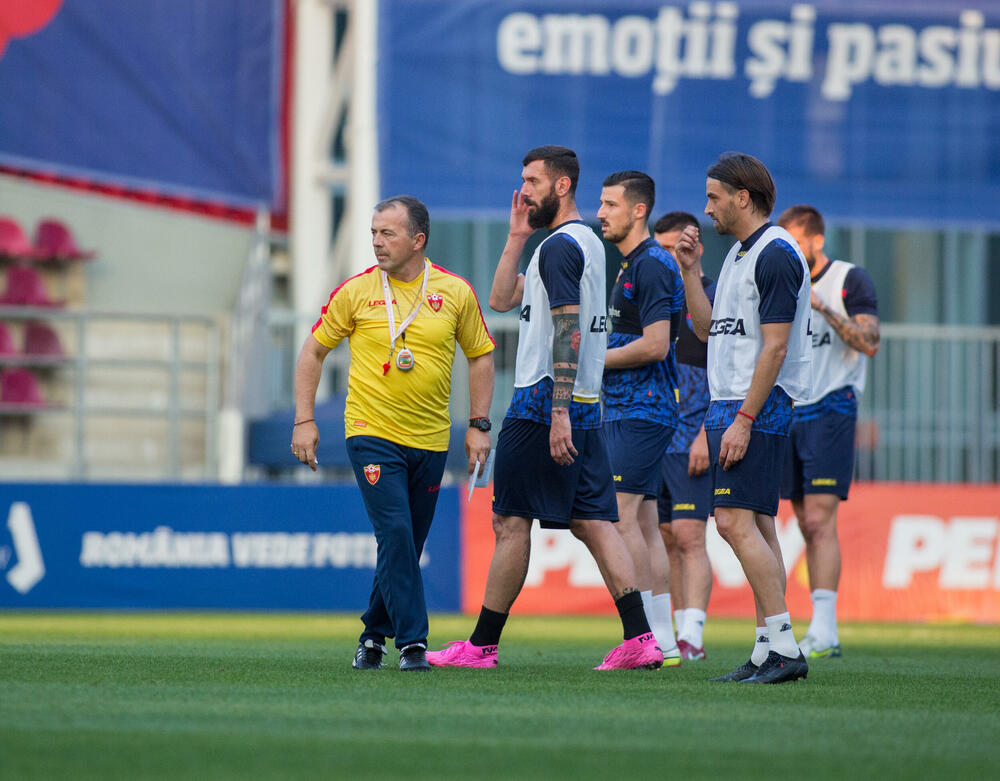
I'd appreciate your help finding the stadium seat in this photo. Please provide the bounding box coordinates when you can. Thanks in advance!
[0,368,46,406]
[0,321,18,356]
[33,219,95,261]
[0,265,63,306]
[23,321,64,358]
[0,217,40,260]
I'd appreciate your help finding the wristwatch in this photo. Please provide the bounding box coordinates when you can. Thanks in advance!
[468,417,492,432]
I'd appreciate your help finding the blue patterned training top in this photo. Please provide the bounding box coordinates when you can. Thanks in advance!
[602,238,685,426]
[792,386,857,423]
[704,385,794,437]
[666,363,711,453]
[666,277,714,454]
[505,377,602,429]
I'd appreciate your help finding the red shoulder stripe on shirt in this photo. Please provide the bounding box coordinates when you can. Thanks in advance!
[312,265,379,333]
[431,263,496,347]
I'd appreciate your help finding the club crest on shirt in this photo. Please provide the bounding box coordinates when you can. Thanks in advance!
[427,292,443,311]
[363,463,381,485]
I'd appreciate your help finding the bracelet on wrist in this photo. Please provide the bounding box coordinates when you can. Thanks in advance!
[293,418,315,426]
[736,409,756,424]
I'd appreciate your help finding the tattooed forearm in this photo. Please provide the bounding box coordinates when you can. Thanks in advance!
[552,312,579,409]
[816,307,880,357]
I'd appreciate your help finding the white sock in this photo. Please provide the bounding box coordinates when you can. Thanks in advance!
[809,589,839,643]
[651,592,677,650]
[640,590,656,638]
[681,608,706,648]
[641,590,675,650]
[750,626,770,666]
[674,608,688,639]
[765,611,800,659]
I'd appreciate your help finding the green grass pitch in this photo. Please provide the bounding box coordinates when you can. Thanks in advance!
[1,613,999,780]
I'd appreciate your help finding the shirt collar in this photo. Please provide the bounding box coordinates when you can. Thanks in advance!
[810,257,833,283]
[622,237,657,267]
[549,219,585,233]
[739,222,772,254]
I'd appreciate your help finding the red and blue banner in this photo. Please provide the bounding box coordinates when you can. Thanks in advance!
[0,0,285,208]
[3,481,998,622]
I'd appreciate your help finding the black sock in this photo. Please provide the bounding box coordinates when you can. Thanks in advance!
[469,605,508,647]
[615,591,651,641]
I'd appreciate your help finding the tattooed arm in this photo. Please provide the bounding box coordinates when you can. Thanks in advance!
[550,306,580,466]
[811,291,880,357]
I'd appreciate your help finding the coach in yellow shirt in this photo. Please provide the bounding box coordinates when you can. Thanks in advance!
[291,195,496,672]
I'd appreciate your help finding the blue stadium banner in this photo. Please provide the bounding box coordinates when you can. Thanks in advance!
[0,0,284,207]
[0,484,460,611]
[378,0,1000,225]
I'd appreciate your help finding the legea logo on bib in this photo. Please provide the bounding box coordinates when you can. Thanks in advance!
[709,317,747,336]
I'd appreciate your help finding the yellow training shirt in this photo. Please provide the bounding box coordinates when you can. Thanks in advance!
[312,260,495,451]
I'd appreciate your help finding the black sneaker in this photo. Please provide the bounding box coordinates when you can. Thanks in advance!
[353,639,386,670]
[741,650,808,684]
[709,659,759,682]
[399,643,431,672]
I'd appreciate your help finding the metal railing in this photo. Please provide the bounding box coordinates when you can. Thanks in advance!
[265,315,1000,484]
[0,306,220,481]
[857,323,1000,482]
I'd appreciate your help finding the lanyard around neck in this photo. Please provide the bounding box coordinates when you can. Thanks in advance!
[380,260,429,351]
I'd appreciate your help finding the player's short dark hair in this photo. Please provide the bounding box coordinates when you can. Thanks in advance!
[375,195,430,243]
[602,170,655,219]
[522,145,580,195]
[653,211,700,236]
[778,204,825,237]
[706,152,776,217]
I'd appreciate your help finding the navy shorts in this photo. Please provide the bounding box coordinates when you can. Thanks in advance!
[706,429,788,517]
[604,419,674,496]
[493,417,619,528]
[657,452,713,523]
[779,412,856,501]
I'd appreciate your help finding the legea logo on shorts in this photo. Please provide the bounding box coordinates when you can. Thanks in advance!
[714,488,731,496]
[3,502,46,594]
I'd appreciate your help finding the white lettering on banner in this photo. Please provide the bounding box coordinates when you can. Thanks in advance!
[745,4,815,97]
[231,533,312,568]
[496,5,1000,101]
[78,529,425,571]
[523,517,804,589]
[883,515,999,589]
[496,3,738,93]
[310,533,377,568]
[80,527,230,568]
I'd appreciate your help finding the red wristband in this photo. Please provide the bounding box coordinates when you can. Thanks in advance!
[737,410,756,423]
[293,418,315,426]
